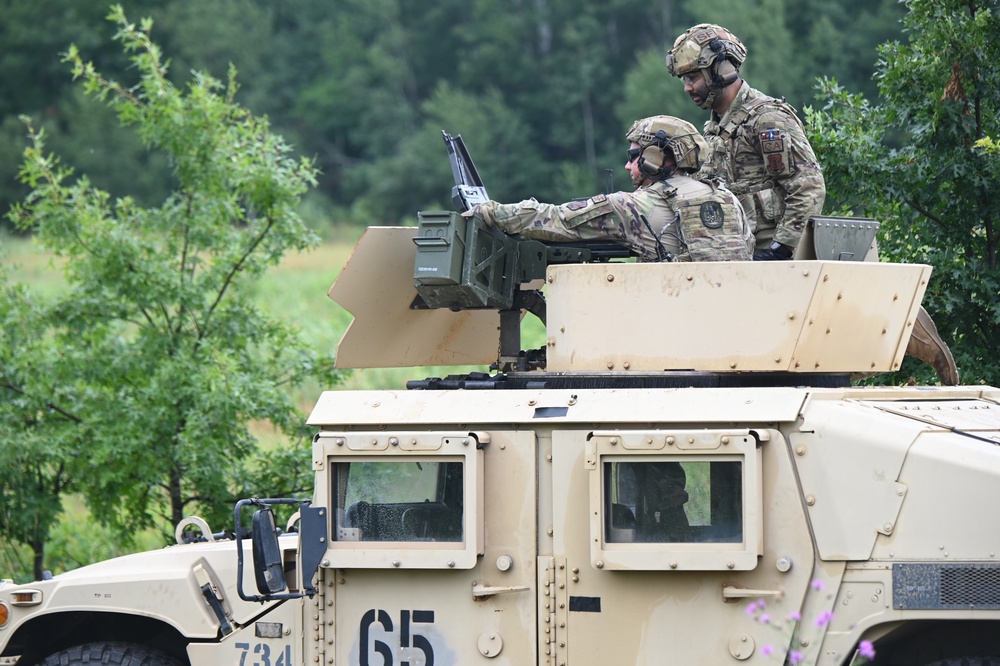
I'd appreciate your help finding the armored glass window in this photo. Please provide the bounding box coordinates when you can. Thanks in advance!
[603,460,742,544]
[315,431,485,569]
[333,460,464,543]
[587,429,762,571]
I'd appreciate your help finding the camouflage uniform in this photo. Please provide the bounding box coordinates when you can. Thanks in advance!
[473,175,753,262]
[700,83,825,252]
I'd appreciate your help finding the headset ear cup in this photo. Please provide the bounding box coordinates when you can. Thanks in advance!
[637,145,664,177]
[715,60,738,87]
[638,158,661,178]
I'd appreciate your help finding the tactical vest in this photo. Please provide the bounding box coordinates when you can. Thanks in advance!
[707,94,805,198]
[651,177,752,262]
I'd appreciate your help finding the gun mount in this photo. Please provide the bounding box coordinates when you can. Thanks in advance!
[329,207,923,387]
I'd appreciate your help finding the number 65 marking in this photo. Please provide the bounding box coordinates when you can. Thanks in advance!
[360,608,435,666]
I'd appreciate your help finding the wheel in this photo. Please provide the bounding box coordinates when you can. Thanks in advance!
[40,642,181,666]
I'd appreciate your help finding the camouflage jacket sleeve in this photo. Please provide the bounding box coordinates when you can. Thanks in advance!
[749,105,826,246]
[474,194,662,260]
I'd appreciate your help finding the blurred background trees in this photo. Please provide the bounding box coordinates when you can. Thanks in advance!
[0,0,905,230]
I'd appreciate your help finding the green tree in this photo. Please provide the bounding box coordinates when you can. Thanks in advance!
[808,0,1000,385]
[0,280,82,581]
[2,6,340,576]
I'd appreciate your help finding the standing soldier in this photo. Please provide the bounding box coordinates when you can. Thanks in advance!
[666,23,825,261]
[666,24,958,385]
[468,116,753,262]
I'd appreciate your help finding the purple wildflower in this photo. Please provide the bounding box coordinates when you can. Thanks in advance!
[787,611,801,622]
[759,613,771,624]
[811,579,825,591]
[814,611,834,627]
[746,600,763,615]
[859,640,876,659]
[761,645,774,656]
[788,650,804,665]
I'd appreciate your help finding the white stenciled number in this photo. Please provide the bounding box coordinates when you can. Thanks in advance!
[360,609,436,666]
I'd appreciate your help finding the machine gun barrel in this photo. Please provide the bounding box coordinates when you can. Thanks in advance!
[442,131,490,212]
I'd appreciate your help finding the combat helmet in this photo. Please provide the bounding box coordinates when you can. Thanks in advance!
[666,24,747,109]
[625,115,707,179]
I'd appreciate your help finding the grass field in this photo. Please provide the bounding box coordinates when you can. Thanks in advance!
[1,229,510,399]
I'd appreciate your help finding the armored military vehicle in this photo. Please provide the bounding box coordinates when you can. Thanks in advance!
[2,159,999,665]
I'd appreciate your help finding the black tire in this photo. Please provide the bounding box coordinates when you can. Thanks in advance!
[921,659,1000,666]
[39,642,181,666]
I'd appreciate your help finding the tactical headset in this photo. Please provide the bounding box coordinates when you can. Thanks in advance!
[636,129,677,180]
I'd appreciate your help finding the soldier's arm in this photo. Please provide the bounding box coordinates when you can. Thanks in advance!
[755,108,826,248]
[475,195,642,249]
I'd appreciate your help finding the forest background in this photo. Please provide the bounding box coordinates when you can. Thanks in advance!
[0,0,905,230]
[3,0,999,582]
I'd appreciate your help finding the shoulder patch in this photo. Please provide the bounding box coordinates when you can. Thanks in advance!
[565,194,606,211]
[700,201,725,229]
[760,129,791,176]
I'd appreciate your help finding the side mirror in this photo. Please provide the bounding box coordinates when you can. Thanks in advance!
[251,508,286,595]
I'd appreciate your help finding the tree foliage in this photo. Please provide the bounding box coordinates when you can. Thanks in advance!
[0,0,905,228]
[1,6,340,579]
[809,0,1000,385]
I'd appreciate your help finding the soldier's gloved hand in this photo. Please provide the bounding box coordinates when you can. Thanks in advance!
[461,201,498,226]
[753,241,794,261]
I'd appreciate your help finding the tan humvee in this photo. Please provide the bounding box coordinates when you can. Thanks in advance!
[2,217,999,666]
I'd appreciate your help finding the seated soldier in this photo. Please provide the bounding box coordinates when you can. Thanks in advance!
[633,461,690,542]
[466,116,754,262]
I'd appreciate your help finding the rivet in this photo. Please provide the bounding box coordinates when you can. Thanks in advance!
[392,560,400,567]
[623,361,631,370]
[669,561,678,569]
[389,437,398,446]
[596,561,604,569]
[806,495,816,506]
[607,274,615,282]
[607,361,614,369]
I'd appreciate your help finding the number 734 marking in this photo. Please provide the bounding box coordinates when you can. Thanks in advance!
[235,642,293,666]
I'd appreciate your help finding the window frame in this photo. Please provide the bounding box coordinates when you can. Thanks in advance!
[586,429,762,571]
[315,431,485,569]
